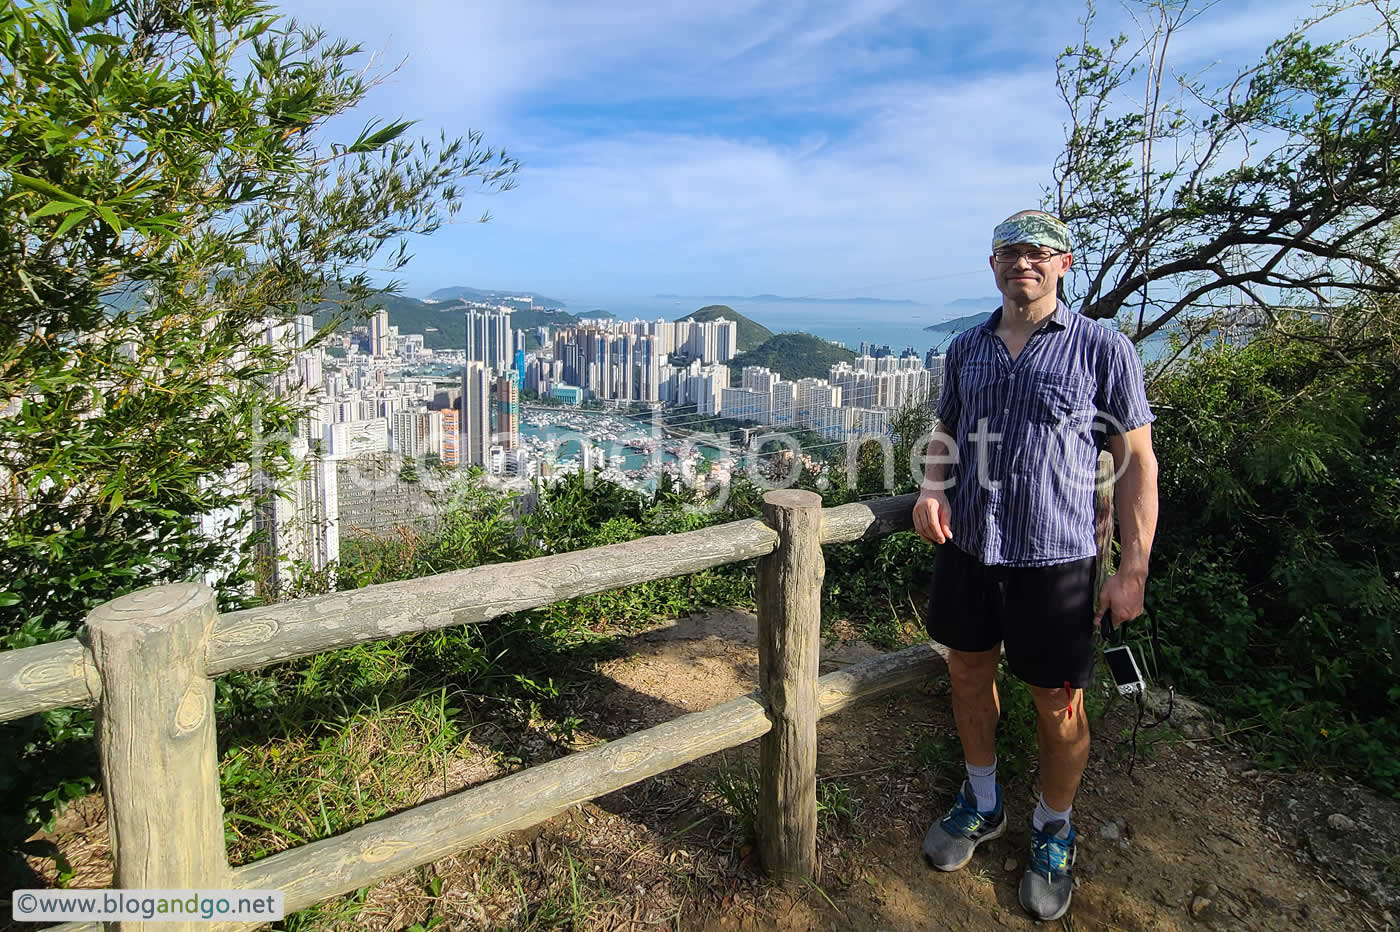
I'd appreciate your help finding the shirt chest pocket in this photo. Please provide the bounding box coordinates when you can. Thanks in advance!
[1030,372,1094,427]
[960,362,1002,419]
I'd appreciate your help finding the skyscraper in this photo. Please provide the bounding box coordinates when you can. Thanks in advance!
[440,409,460,466]
[370,308,390,357]
[461,362,493,467]
[494,370,519,451]
[465,307,515,371]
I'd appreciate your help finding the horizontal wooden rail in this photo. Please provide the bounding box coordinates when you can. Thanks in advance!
[234,641,946,915]
[42,639,949,932]
[32,460,1108,932]
[0,494,917,723]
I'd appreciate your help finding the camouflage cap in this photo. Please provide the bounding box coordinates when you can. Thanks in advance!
[992,213,1073,253]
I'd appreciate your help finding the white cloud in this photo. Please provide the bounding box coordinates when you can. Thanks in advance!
[272,0,1350,300]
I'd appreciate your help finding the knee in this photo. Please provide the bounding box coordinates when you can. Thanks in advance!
[947,648,999,694]
[1029,685,1089,740]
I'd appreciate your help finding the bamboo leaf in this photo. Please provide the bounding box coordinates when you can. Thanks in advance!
[27,200,84,220]
[10,174,92,205]
[347,119,416,154]
[54,209,89,237]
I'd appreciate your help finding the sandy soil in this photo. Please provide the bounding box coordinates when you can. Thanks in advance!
[23,609,1400,931]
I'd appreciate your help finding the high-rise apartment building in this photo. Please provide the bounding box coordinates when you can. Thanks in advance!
[254,437,338,597]
[829,360,934,412]
[392,409,443,458]
[370,308,391,357]
[720,387,770,424]
[550,317,737,402]
[465,307,515,371]
[494,370,519,451]
[461,361,493,467]
[440,409,460,466]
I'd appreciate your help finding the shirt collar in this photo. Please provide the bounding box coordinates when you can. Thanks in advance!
[980,298,1072,335]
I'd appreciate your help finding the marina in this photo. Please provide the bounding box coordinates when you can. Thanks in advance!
[518,407,735,489]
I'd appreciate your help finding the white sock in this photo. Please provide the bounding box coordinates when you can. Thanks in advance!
[965,759,998,812]
[1033,794,1072,836]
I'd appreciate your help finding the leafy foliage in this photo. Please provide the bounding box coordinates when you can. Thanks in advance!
[0,0,518,876]
[1052,0,1400,341]
[1148,310,1399,794]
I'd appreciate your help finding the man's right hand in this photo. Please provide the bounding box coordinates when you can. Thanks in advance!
[912,490,953,544]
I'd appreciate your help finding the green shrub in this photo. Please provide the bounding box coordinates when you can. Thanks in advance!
[1148,316,1399,795]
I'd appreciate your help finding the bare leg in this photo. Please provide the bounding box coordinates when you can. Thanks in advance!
[947,647,1002,767]
[1028,685,1089,811]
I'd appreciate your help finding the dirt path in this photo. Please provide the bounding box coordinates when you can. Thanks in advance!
[574,610,1398,932]
[24,609,1400,931]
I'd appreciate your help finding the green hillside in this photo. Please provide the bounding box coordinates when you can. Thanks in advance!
[726,332,857,384]
[675,305,774,351]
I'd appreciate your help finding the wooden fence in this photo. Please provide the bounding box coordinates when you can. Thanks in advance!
[0,456,1115,931]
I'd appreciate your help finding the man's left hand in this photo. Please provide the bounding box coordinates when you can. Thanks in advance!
[1095,571,1146,633]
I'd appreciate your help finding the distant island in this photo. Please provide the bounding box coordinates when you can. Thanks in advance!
[925,311,993,333]
[942,296,1000,310]
[656,293,919,306]
[427,285,567,309]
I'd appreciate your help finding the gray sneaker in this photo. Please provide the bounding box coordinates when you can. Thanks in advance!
[1019,819,1076,920]
[922,780,1006,871]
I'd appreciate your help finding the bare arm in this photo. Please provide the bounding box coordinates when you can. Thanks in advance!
[912,419,957,544]
[920,419,956,491]
[1097,423,1159,628]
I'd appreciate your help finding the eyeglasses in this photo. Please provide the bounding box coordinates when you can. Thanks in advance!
[992,248,1063,264]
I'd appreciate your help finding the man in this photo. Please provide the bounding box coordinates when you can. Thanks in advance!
[911,210,1159,921]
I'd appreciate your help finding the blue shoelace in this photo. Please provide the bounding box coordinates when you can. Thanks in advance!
[1029,826,1074,880]
[941,795,993,837]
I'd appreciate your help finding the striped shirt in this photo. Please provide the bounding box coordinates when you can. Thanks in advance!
[935,300,1155,567]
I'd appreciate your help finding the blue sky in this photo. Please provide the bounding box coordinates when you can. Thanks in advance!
[276,0,1323,308]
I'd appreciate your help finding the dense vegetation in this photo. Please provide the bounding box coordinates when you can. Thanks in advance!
[0,0,517,880]
[726,332,858,383]
[676,304,775,351]
[1145,312,1400,794]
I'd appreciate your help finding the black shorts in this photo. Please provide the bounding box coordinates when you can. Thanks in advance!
[925,543,1097,689]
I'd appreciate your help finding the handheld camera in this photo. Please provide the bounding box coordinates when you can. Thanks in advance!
[1100,616,1148,698]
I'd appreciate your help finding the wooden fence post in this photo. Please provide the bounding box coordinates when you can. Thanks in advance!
[85,583,229,928]
[756,489,824,883]
[1094,450,1116,599]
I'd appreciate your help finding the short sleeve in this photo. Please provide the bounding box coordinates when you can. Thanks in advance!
[935,341,961,429]
[1096,333,1155,435]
